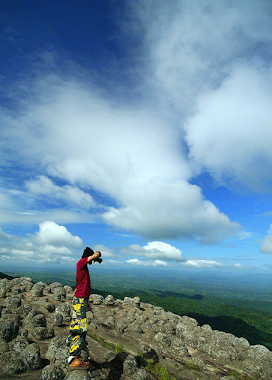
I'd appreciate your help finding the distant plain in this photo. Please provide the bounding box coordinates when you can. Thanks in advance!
[6,267,272,350]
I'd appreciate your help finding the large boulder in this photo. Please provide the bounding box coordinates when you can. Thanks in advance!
[21,343,42,370]
[42,364,66,380]
[55,303,71,321]
[46,336,69,369]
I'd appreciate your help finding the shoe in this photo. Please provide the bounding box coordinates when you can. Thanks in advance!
[68,356,89,370]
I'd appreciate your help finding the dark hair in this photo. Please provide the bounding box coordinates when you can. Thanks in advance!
[82,247,94,259]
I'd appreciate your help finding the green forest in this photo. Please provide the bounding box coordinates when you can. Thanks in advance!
[7,268,272,351]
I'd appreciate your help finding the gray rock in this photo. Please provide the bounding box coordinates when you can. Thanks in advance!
[89,294,104,305]
[123,296,141,308]
[53,313,63,326]
[42,364,66,380]
[0,317,20,342]
[123,354,138,376]
[30,282,47,297]
[55,303,71,320]
[8,335,29,352]
[5,295,22,308]
[21,343,42,369]
[132,368,151,380]
[50,282,63,292]
[31,313,47,328]
[44,302,55,312]
[46,335,69,369]
[154,332,171,347]
[1,351,27,374]
[66,370,90,380]
[0,283,6,297]
[0,337,9,354]
[33,327,55,340]
[53,287,66,297]
[104,295,115,306]
[64,285,74,294]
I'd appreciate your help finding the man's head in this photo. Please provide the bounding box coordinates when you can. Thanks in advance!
[82,247,94,259]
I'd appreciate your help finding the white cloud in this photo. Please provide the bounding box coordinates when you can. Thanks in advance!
[123,241,183,262]
[26,175,96,209]
[92,244,115,258]
[1,1,272,247]
[0,222,83,265]
[182,259,223,268]
[185,65,272,192]
[0,74,241,244]
[260,225,272,254]
[126,258,168,267]
[35,221,82,247]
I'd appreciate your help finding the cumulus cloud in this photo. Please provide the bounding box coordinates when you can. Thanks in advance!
[92,244,115,258]
[0,222,83,265]
[182,259,223,268]
[0,74,241,244]
[123,241,183,262]
[260,225,272,254]
[1,0,272,248]
[185,65,272,192]
[35,221,82,247]
[126,258,168,267]
[26,175,96,209]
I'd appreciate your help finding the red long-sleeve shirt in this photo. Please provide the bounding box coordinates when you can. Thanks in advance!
[74,257,91,298]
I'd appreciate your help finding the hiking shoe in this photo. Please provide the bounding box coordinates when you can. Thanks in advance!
[68,356,89,370]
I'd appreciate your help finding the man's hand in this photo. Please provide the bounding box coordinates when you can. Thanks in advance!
[87,251,102,264]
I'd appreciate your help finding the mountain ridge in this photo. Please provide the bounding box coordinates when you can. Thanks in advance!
[0,274,271,379]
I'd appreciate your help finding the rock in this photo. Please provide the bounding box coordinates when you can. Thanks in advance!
[104,294,115,306]
[66,370,91,380]
[154,332,171,347]
[33,327,55,340]
[42,364,66,380]
[53,287,66,298]
[123,354,138,376]
[53,313,63,326]
[46,335,69,369]
[1,351,27,374]
[21,343,42,369]
[5,295,21,308]
[50,282,63,292]
[0,283,6,297]
[132,368,151,380]
[8,335,29,352]
[31,313,47,328]
[55,303,71,320]
[0,337,9,354]
[89,294,104,305]
[0,317,20,342]
[123,296,141,308]
[31,282,46,297]
[64,285,74,294]
[66,293,74,302]
[44,302,55,312]
[142,347,159,364]
[18,304,32,317]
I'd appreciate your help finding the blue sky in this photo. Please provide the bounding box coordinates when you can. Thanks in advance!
[1,0,272,272]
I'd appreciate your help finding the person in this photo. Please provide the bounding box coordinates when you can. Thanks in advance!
[67,247,102,370]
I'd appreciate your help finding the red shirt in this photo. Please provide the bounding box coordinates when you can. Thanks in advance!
[74,257,91,298]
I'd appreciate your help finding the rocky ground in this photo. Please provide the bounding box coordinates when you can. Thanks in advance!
[0,276,271,380]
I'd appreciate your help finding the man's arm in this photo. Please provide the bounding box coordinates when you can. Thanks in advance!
[87,251,101,264]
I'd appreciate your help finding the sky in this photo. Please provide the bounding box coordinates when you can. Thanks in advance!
[1,0,272,273]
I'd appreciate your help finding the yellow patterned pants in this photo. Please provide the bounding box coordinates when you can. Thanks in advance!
[68,297,89,357]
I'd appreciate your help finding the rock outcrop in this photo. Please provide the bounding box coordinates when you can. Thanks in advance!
[0,275,271,380]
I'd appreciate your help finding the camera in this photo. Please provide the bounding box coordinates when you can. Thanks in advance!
[93,257,103,264]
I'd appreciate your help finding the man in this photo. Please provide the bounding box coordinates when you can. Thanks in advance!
[68,247,102,370]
